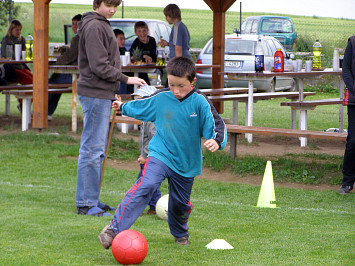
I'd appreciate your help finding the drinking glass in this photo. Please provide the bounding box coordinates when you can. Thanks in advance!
[6,45,13,59]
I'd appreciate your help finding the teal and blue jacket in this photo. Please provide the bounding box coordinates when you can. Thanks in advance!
[121,88,227,177]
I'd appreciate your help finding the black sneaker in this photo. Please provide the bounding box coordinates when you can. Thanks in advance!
[98,225,116,249]
[77,206,90,215]
[339,185,353,194]
[175,236,190,246]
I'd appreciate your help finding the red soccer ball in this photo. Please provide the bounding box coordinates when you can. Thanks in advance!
[111,229,148,265]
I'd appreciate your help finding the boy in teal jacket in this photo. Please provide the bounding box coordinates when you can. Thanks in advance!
[99,57,227,247]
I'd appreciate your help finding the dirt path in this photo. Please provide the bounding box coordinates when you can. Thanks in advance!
[1,116,345,191]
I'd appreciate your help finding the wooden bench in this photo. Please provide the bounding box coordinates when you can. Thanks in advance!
[2,88,72,131]
[109,115,141,134]
[226,124,347,158]
[281,98,344,146]
[1,83,72,116]
[110,115,141,125]
[107,116,346,158]
[199,87,254,95]
[208,91,316,125]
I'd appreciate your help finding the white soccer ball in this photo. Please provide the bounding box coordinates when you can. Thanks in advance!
[156,194,169,220]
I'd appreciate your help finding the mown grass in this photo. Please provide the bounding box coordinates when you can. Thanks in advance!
[202,151,343,185]
[0,131,354,265]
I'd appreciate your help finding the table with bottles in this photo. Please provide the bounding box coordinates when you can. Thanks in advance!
[220,69,344,144]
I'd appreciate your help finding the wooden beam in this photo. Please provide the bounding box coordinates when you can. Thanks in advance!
[204,0,237,12]
[211,10,225,113]
[203,0,237,113]
[222,0,237,12]
[32,0,51,129]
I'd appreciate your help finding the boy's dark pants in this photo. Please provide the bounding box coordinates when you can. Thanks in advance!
[110,156,194,238]
[342,105,355,187]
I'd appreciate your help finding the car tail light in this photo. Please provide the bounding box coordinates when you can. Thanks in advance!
[196,59,202,73]
[292,38,296,47]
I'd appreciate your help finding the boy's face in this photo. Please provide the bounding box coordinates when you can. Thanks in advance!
[116,34,125,48]
[72,19,80,34]
[135,27,149,43]
[165,15,173,24]
[168,75,196,99]
[95,2,117,18]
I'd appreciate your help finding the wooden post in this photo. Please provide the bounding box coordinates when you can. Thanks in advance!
[211,10,225,113]
[203,0,236,114]
[32,0,51,129]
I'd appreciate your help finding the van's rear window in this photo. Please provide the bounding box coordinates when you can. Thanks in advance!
[260,18,293,34]
[205,40,256,55]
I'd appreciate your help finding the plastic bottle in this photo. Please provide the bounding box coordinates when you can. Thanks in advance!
[157,36,165,65]
[274,48,284,72]
[312,40,322,69]
[157,49,165,66]
[255,38,264,72]
[25,33,33,60]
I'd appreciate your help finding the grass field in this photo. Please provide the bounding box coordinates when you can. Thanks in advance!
[1,3,354,66]
[1,4,354,263]
[0,130,354,265]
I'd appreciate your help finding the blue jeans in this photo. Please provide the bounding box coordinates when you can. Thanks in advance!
[48,73,72,116]
[76,95,112,207]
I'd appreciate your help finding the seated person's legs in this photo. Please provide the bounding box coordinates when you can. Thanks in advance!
[14,68,33,85]
[48,73,72,116]
[138,73,150,85]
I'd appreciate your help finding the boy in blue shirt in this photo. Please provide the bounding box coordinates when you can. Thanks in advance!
[98,57,227,248]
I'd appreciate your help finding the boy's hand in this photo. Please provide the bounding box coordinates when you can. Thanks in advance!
[137,155,146,165]
[112,96,123,111]
[204,139,219,152]
[112,95,123,113]
[143,55,153,64]
[159,40,168,47]
[127,77,147,87]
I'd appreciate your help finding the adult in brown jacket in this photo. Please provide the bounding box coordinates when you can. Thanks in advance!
[75,0,146,216]
[48,14,82,119]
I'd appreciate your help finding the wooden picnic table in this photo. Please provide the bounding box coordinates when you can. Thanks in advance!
[207,91,315,126]
[49,65,79,132]
[220,69,344,146]
[198,87,253,95]
[3,88,72,131]
[0,59,57,64]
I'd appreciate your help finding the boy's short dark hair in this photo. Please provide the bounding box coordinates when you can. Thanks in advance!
[72,14,82,21]
[93,0,122,10]
[163,4,181,20]
[134,21,148,31]
[166,57,196,83]
[113,28,124,37]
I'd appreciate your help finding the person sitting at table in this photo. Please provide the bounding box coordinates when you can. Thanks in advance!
[113,28,134,94]
[1,20,32,85]
[114,28,127,55]
[47,14,82,121]
[1,19,33,111]
[129,21,157,85]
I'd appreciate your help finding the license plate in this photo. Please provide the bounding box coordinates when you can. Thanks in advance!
[224,61,241,67]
